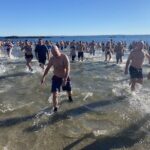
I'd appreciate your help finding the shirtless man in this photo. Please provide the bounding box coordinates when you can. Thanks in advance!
[115,42,124,64]
[41,45,73,112]
[125,41,150,91]
[89,41,96,56]
[77,41,84,61]
[5,41,13,58]
[105,41,112,62]
[22,40,33,71]
[70,40,76,62]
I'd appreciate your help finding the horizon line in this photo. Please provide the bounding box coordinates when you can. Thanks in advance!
[1,34,150,37]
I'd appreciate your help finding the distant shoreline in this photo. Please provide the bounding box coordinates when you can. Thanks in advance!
[1,35,150,39]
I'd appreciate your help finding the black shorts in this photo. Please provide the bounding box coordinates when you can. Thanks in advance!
[39,57,46,65]
[72,55,76,61]
[7,48,11,53]
[51,75,72,92]
[116,53,123,60]
[25,54,33,59]
[78,52,84,58]
[106,51,111,55]
[71,46,75,50]
[129,66,143,79]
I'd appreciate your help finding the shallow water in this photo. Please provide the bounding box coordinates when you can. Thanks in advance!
[0,48,150,150]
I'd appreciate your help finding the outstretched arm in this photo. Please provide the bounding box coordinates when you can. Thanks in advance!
[41,60,52,84]
[125,52,132,74]
[64,55,70,80]
[145,51,150,60]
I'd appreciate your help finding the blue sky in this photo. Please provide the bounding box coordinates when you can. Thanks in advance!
[0,0,150,36]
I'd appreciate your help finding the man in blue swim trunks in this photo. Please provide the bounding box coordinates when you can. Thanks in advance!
[125,41,150,91]
[41,45,73,112]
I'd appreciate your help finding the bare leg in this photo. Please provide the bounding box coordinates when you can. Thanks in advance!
[120,56,123,63]
[52,92,59,109]
[39,63,45,70]
[130,79,136,91]
[108,54,111,61]
[81,56,84,62]
[136,78,143,85]
[67,91,73,102]
[26,59,33,71]
[105,54,107,61]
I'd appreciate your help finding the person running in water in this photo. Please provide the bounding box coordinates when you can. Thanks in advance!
[105,41,112,62]
[125,41,150,91]
[35,39,49,70]
[70,40,76,62]
[89,41,96,56]
[22,40,33,71]
[5,41,13,58]
[115,42,124,64]
[41,45,73,112]
[77,41,84,61]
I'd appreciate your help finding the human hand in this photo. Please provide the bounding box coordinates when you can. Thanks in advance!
[62,79,67,86]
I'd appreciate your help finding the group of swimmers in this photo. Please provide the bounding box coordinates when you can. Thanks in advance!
[0,39,150,112]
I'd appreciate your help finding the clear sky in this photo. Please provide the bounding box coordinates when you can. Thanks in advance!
[0,0,150,36]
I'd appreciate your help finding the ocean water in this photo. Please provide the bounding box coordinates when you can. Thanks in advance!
[0,37,150,150]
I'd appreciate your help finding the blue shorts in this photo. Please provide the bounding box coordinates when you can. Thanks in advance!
[51,75,72,92]
[129,66,143,79]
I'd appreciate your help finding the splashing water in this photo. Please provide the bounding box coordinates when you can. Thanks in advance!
[129,87,150,114]
[82,92,93,101]
[112,79,150,114]
[0,63,6,74]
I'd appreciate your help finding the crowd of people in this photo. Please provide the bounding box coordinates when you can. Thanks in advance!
[0,39,150,112]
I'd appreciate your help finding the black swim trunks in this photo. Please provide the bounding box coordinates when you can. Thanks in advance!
[51,75,72,92]
[106,51,111,55]
[39,57,46,65]
[25,54,33,59]
[129,66,143,79]
[78,52,84,59]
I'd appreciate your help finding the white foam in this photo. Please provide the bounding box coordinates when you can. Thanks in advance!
[129,87,150,114]
[0,63,6,74]
[112,79,150,114]
[7,55,20,60]
[112,82,130,97]
[3,146,8,150]
[48,91,67,104]
[82,92,93,101]
[93,130,108,136]
[0,85,12,93]
[0,102,34,113]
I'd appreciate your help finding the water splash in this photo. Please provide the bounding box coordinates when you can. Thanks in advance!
[0,102,34,113]
[0,63,6,74]
[112,81,130,97]
[129,87,150,114]
[112,80,150,114]
[82,92,93,101]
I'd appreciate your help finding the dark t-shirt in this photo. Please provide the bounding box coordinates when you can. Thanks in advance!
[35,45,48,59]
